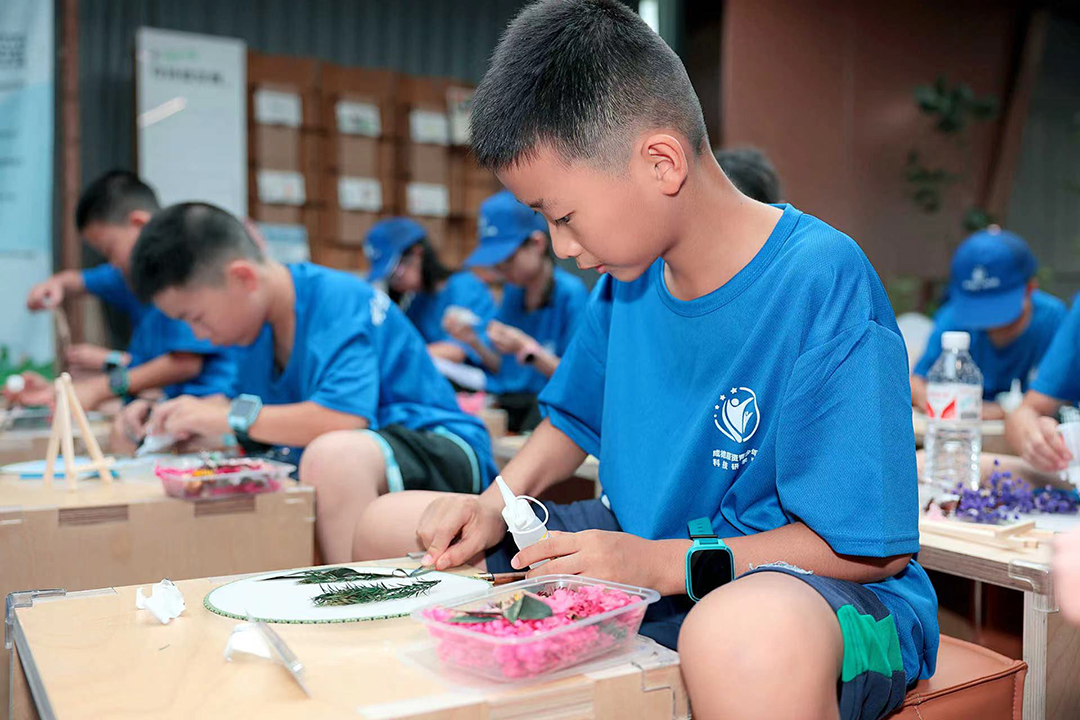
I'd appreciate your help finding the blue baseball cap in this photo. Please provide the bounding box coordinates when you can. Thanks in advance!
[949,228,1037,330]
[364,218,427,282]
[463,190,548,268]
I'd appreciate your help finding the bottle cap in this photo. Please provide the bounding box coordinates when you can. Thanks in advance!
[942,331,971,351]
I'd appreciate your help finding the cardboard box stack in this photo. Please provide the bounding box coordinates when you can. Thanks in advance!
[446,84,503,267]
[396,76,454,261]
[316,63,399,271]
[247,52,324,261]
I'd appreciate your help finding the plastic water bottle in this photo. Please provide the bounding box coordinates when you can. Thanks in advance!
[924,331,983,494]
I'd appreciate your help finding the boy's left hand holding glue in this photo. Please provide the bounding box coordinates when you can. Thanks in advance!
[510,529,675,591]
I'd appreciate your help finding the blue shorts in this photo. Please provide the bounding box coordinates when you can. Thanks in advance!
[486,498,912,720]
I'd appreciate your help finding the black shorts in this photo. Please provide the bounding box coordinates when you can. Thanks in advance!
[368,424,482,495]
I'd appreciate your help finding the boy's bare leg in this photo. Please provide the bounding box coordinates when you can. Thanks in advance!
[353,490,489,570]
[679,571,843,720]
[298,431,387,564]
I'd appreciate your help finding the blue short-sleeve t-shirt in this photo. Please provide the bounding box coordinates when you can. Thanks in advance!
[81,263,148,324]
[405,271,495,363]
[913,289,1065,399]
[235,263,495,482]
[487,267,589,395]
[539,205,938,681]
[1031,293,1080,403]
[126,308,239,399]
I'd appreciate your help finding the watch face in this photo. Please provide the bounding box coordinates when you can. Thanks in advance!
[232,398,258,419]
[690,548,734,599]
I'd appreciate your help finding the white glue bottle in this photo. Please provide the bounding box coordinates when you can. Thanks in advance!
[495,475,550,568]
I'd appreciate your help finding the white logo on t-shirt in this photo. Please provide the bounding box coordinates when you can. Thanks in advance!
[369,291,390,327]
[713,387,760,444]
[961,265,1001,292]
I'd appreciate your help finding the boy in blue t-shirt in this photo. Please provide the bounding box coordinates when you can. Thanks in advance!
[354,3,937,719]
[1005,294,1080,472]
[445,191,588,432]
[911,228,1065,418]
[364,218,495,367]
[131,203,496,564]
[9,171,238,450]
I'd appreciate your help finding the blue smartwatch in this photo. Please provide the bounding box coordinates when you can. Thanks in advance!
[685,517,735,602]
[228,394,263,443]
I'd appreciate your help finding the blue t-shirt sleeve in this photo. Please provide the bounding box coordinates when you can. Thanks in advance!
[912,322,945,378]
[777,321,921,557]
[305,326,380,423]
[1032,300,1080,403]
[538,279,612,457]
[81,264,144,321]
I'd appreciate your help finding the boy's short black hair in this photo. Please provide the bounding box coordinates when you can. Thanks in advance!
[130,202,263,303]
[715,147,782,204]
[75,170,160,231]
[470,0,708,171]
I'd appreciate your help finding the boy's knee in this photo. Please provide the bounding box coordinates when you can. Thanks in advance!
[299,430,382,487]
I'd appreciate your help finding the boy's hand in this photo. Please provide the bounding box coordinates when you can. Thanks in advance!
[26,279,64,311]
[1019,415,1072,472]
[66,343,112,371]
[146,395,229,441]
[487,321,531,355]
[74,376,112,411]
[511,530,662,589]
[417,494,507,571]
[119,398,153,444]
[1054,528,1080,625]
[3,372,55,407]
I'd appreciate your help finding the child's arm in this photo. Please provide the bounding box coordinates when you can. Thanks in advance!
[26,270,86,310]
[148,395,367,448]
[444,315,503,373]
[419,418,589,570]
[73,352,205,409]
[427,341,468,363]
[510,523,913,596]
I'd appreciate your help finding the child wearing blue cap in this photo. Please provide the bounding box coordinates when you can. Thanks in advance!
[444,190,588,432]
[130,203,496,564]
[1004,294,1080,472]
[911,228,1065,419]
[354,3,937,718]
[8,171,238,452]
[364,218,494,366]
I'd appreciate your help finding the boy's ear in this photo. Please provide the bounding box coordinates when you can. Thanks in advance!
[225,259,260,291]
[127,210,153,229]
[640,133,689,197]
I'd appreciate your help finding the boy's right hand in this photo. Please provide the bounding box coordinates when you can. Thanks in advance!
[1019,415,1072,472]
[26,279,64,311]
[119,398,153,445]
[417,494,507,571]
[3,372,55,407]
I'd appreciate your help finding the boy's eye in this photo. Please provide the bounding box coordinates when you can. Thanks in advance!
[554,214,572,226]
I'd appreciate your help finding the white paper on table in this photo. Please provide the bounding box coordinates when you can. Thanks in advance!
[224,622,273,660]
[432,357,486,392]
[136,578,186,624]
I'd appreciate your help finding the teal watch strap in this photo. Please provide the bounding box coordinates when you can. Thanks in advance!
[688,517,716,539]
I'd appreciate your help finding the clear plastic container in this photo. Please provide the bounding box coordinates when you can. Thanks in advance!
[154,457,294,499]
[412,575,660,682]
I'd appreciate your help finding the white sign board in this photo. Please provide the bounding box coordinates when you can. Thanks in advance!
[136,28,246,217]
[0,0,54,363]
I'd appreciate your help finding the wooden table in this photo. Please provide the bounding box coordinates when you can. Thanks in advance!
[919,521,1080,720]
[0,469,315,713]
[7,560,689,719]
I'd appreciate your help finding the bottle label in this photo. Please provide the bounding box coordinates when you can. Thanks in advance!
[926,383,982,421]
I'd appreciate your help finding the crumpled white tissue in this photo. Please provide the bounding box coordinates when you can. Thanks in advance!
[224,622,272,661]
[135,578,186,624]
